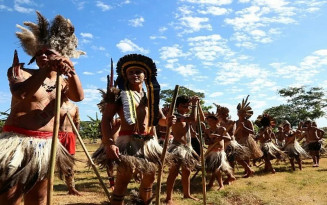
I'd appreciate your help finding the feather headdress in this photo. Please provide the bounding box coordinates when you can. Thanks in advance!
[214,103,229,116]
[16,11,85,63]
[283,120,291,127]
[115,54,160,128]
[255,113,276,128]
[237,95,253,119]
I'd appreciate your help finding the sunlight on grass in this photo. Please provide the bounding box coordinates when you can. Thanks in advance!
[53,140,327,205]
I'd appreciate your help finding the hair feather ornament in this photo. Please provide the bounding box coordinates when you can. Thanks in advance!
[255,113,276,128]
[214,103,229,116]
[15,11,85,64]
[237,95,253,119]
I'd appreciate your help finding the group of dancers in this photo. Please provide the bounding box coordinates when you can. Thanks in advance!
[0,11,325,205]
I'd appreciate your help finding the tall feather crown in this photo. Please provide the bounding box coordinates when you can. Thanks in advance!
[237,95,253,119]
[16,11,85,60]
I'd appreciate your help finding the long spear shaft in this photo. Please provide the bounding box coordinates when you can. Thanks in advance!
[66,112,111,202]
[47,72,62,205]
[155,85,179,205]
[197,106,206,205]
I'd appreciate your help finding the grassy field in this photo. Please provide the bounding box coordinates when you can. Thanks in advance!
[53,140,327,205]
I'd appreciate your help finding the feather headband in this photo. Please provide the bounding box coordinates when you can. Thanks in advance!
[237,95,253,119]
[255,113,276,128]
[115,54,160,127]
[214,103,229,116]
[16,11,85,63]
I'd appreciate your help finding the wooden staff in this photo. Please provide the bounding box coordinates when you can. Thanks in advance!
[66,112,111,202]
[197,106,206,205]
[155,85,179,205]
[47,72,62,205]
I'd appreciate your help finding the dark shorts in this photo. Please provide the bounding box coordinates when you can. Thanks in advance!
[308,141,321,151]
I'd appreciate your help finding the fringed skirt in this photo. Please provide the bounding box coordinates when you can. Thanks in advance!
[0,132,74,194]
[276,140,285,149]
[284,141,308,158]
[226,140,252,162]
[168,140,199,170]
[260,141,286,160]
[205,151,233,175]
[115,135,167,174]
[302,140,326,155]
[238,135,263,159]
[92,143,115,170]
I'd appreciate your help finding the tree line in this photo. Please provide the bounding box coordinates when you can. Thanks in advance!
[1,86,326,139]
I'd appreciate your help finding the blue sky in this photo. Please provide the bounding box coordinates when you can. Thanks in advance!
[1,0,327,126]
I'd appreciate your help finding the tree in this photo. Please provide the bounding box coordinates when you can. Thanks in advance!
[79,113,101,139]
[264,86,327,127]
[160,86,212,112]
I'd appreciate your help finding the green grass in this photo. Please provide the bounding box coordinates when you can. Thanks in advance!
[53,141,327,205]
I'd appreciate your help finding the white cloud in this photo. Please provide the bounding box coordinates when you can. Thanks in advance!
[159,27,168,33]
[187,34,234,61]
[224,0,301,48]
[91,45,106,51]
[150,35,167,40]
[128,17,145,27]
[14,0,34,13]
[181,0,232,6]
[209,92,224,97]
[0,4,13,11]
[173,64,199,77]
[116,39,149,54]
[96,1,111,11]
[159,44,189,60]
[83,72,95,75]
[72,0,86,10]
[215,60,267,85]
[198,6,231,16]
[82,87,101,103]
[179,16,212,33]
[80,33,94,39]
[270,49,327,85]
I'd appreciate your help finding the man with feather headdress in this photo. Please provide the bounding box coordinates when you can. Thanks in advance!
[234,95,263,177]
[100,54,175,205]
[0,11,84,204]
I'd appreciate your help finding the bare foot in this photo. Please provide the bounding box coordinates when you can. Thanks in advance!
[164,198,174,205]
[183,195,200,201]
[217,186,225,191]
[271,169,276,174]
[68,188,82,196]
[224,176,236,185]
[207,183,214,190]
[242,170,254,178]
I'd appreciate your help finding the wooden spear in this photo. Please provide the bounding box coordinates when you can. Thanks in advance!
[66,112,111,202]
[155,85,179,205]
[47,72,62,205]
[197,106,207,205]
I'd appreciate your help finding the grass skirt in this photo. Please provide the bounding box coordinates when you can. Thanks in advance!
[0,132,74,194]
[205,150,233,174]
[260,141,286,160]
[238,134,263,159]
[284,140,308,158]
[168,140,199,170]
[226,140,252,162]
[115,135,169,174]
